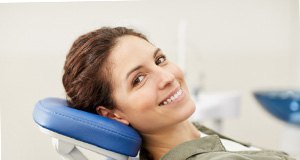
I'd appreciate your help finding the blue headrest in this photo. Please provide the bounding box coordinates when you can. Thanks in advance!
[33,97,142,156]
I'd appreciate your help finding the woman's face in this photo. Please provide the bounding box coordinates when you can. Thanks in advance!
[108,35,195,134]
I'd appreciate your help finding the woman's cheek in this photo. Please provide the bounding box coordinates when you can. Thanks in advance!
[173,65,185,77]
[133,87,158,109]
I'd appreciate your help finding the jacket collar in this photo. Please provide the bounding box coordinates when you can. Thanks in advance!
[161,135,226,160]
[161,122,251,160]
[192,122,251,147]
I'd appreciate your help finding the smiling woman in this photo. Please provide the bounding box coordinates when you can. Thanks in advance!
[62,27,296,160]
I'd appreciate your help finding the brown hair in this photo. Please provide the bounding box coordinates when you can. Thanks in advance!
[62,27,148,113]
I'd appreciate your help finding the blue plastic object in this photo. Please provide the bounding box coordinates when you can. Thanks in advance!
[33,97,142,156]
[254,90,300,126]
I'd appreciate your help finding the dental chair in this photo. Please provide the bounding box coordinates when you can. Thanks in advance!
[32,97,141,160]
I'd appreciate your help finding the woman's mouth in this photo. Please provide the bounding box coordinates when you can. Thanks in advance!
[159,88,183,106]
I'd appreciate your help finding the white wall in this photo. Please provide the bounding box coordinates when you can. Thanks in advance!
[0,1,299,159]
[297,0,300,87]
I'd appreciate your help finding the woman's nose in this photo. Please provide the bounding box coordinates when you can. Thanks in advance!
[157,68,176,89]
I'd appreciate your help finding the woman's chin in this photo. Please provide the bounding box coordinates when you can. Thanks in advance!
[176,100,196,123]
[132,100,196,134]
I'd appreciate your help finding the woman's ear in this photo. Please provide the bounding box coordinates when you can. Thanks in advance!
[96,106,129,125]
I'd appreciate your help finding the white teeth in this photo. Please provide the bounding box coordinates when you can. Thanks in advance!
[160,89,183,106]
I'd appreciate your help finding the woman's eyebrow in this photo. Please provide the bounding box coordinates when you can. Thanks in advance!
[126,65,142,79]
[153,48,161,58]
[126,48,161,79]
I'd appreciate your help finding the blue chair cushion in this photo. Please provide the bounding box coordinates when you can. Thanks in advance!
[33,97,142,156]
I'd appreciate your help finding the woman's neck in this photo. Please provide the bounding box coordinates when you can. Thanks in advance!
[141,120,200,160]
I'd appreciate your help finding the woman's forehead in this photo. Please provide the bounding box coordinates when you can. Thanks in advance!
[116,36,154,54]
[109,36,154,64]
[108,36,157,82]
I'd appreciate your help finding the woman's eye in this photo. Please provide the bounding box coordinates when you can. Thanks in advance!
[132,75,145,86]
[155,55,166,65]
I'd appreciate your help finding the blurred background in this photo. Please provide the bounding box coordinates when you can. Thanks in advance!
[1,0,300,159]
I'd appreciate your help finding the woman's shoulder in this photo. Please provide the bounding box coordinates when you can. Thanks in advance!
[160,122,296,160]
[185,151,296,160]
[160,134,295,160]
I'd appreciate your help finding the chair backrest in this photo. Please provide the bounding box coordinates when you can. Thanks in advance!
[33,97,142,158]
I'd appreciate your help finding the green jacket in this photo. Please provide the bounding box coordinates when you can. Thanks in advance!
[160,123,296,160]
